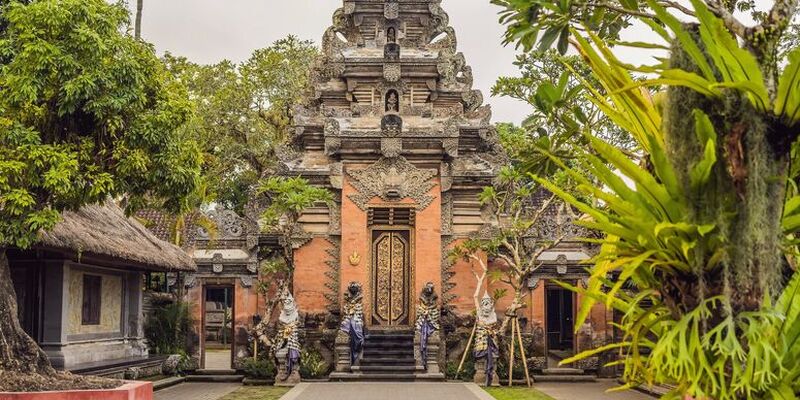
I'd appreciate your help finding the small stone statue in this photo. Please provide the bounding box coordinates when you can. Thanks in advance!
[387,27,397,43]
[474,292,500,387]
[274,288,301,386]
[339,282,365,367]
[415,282,440,370]
[386,91,399,113]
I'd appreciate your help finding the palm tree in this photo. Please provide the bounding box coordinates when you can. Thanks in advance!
[134,0,143,39]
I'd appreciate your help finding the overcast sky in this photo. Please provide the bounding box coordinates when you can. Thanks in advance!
[127,1,673,124]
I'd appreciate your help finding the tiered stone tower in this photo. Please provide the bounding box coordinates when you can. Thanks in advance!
[281,0,504,328]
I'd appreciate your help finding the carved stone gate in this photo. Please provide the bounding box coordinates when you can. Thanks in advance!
[371,230,411,326]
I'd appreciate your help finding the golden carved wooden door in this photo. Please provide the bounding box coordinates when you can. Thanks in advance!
[371,230,411,326]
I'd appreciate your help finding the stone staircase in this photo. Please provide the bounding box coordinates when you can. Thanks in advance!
[185,369,244,383]
[332,329,443,382]
[533,367,597,382]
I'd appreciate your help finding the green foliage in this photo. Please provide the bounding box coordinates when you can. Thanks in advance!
[257,176,332,229]
[523,6,800,397]
[0,0,201,249]
[163,36,318,212]
[484,387,554,400]
[446,359,475,381]
[299,348,328,379]
[145,301,194,355]
[240,357,276,380]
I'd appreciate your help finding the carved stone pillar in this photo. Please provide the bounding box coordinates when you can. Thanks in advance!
[274,347,301,387]
[473,357,500,387]
[414,331,443,374]
[334,330,352,373]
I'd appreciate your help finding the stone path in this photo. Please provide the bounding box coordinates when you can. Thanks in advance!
[535,380,655,400]
[153,382,241,400]
[204,349,232,369]
[280,383,495,400]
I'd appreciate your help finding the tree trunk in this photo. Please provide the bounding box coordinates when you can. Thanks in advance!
[0,250,54,374]
[134,0,143,39]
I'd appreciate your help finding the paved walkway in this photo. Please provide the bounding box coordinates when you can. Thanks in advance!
[204,349,232,369]
[535,380,655,400]
[280,383,494,400]
[153,382,241,400]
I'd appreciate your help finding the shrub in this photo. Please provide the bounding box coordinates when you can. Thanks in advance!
[241,358,276,380]
[145,301,193,355]
[445,359,475,382]
[299,348,328,379]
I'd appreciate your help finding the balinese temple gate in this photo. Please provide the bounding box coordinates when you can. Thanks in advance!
[176,0,615,384]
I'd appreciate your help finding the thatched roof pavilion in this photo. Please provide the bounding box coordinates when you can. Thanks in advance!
[37,201,195,272]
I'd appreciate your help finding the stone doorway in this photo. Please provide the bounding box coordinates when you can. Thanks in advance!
[546,286,575,366]
[371,229,412,327]
[202,285,234,369]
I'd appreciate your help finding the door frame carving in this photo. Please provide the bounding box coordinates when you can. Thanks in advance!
[368,225,415,328]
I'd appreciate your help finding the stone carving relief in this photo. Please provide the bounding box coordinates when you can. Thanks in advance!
[382,138,403,158]
[324,238,342,311]
[212,253,224,274]
[346,157,437,211]
[384,1,399,20]
[384,63,401,82]
[462,90,484,112]
[381,114,403,136]
[328,192,342,235]
[197,209,245,240]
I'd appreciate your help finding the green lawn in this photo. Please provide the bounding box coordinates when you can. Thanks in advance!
[218,386,291,400]
[485,387,555,400]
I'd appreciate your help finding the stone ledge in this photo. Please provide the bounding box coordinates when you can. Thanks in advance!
[0,381,152,400]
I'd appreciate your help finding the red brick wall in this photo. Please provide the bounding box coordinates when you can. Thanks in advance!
[293,237,334,313]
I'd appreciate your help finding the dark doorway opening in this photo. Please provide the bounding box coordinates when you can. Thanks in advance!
[203,285,234,369]
[546,286,575,362]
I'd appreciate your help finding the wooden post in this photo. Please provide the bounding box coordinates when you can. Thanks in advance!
[515,318,532,387]
[508,319,516,387]
[455,324,478,379]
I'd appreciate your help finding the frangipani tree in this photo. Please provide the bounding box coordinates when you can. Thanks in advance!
[494,0,800,398]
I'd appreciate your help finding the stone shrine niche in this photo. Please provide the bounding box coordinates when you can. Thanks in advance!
[387,27,397,44]
[384,43,400,61]
[385,90,400,113]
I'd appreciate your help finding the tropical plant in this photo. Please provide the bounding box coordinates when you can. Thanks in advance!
[0,0,200,378]
[299,348,328,379]
[241,357,276,380]
[490,4,800,400]
[145,301,194,356]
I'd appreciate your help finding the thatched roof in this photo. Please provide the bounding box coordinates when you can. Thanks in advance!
[38,202,196,272]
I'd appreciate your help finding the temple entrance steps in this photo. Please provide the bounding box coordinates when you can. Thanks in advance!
[534,367,598,382]
[185,369,244,383]
[330,329,445,382]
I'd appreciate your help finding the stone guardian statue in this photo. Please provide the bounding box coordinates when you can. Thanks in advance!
[415,282,441,372]
[274,288,301,386]
[335,282,365,372]
[473,292,500,386]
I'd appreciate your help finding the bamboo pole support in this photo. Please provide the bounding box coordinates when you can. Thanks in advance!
[515,318,532,387]
[456,324,478,379]
[508,319,516,387]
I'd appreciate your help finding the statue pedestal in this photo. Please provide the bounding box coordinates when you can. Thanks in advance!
[414,331,443,374]
[334,330,353,372]
[274,348,301,387]
[473,358,500,387]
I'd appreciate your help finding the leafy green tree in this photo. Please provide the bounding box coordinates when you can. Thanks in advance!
[492,50,633,178]
[163,36,318,212]
[0,0,200,375]
[495,0,800,398]
[255,176,331,321]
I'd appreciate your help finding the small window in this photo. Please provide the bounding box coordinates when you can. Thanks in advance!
[82,275,102,325]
